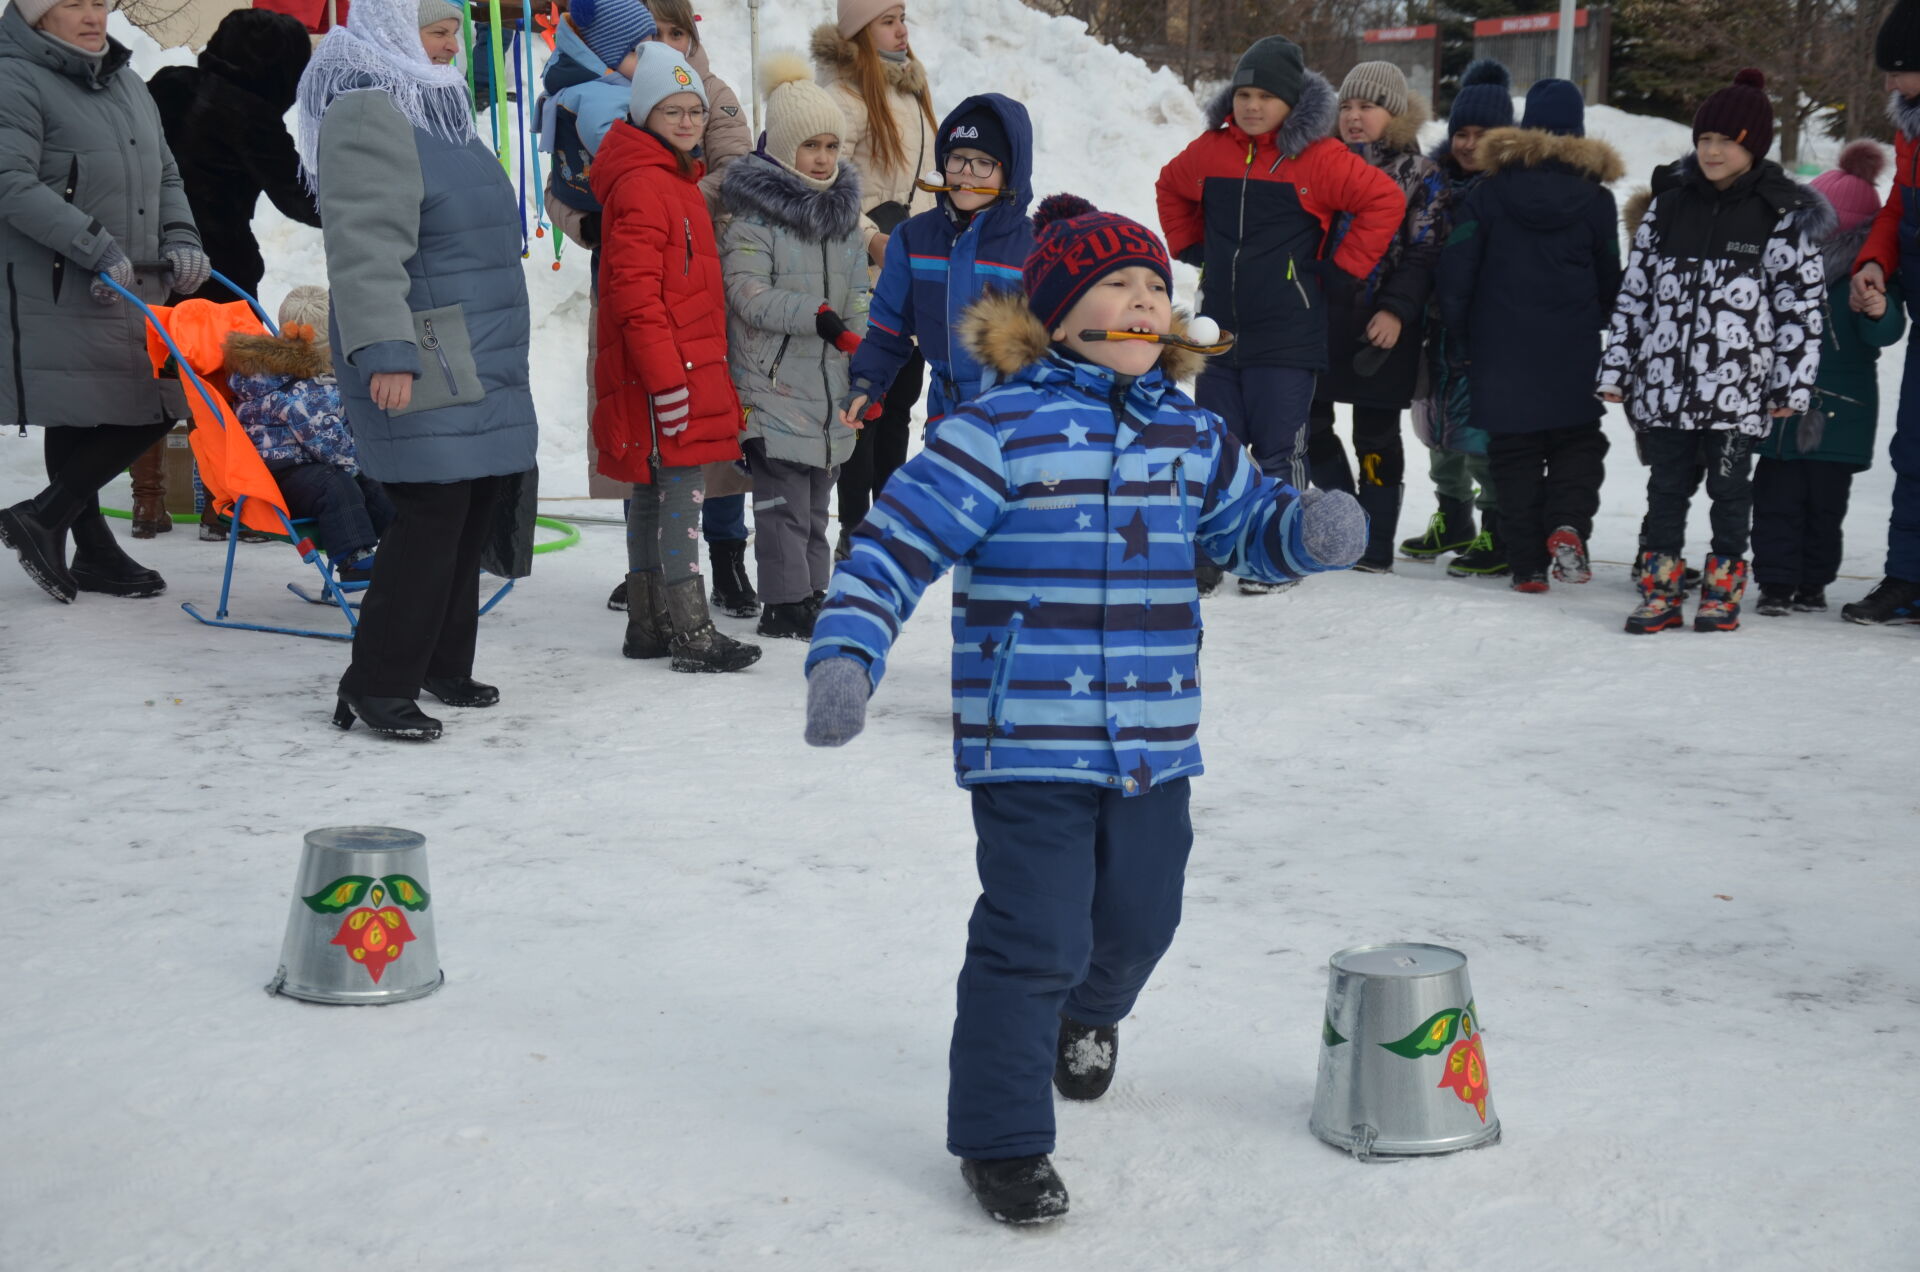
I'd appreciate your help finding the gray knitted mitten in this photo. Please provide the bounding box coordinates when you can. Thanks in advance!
[804,657,871,747]
[1298,488,1367,568]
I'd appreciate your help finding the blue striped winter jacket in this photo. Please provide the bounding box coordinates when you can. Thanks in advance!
[809,293,1350,796]
[846,94,1033,429]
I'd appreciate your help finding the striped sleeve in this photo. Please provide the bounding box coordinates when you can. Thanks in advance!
[1192,417,1331,580]
[806,405,1012,688]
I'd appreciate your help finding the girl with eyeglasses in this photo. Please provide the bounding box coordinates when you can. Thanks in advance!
[592,43,761,673]
[839,96,1034,455]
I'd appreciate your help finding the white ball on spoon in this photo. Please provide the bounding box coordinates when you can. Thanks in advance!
[1185,316,1221,347]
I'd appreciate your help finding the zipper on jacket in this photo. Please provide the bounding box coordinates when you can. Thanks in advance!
[983,613,1024,771]
[1287,257,1311,310]
[50,157,79,303]
[6,264,26,432]
[768,334,791,384]
[821,239,834,469]
[420,318,459,396]
[1229,145,1253,332]
[683,218,694,275]
[1171,455,1188,533]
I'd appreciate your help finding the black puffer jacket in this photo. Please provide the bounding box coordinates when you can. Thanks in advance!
[146,8,319,300]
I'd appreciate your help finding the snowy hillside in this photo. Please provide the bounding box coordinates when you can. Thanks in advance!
[2,8,1916,1272]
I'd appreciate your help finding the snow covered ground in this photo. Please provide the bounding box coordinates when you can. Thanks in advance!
[3,9,1917,1271]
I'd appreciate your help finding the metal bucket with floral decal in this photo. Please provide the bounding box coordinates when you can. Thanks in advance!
[266,826,443,1005]
[1309,943,1499,1159]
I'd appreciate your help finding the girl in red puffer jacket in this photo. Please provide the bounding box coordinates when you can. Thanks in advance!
[593,42,759,673]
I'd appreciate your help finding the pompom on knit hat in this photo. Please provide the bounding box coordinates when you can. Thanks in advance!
[1521,77,1585,138]
[1024,194,1172,332]
[416,0,461,27]
[570,0,657,71]
[1877,0,1920,71]
[1338,61,1410,118]
[1448,59,1514,136]
[836,0,898,40]
[278,285,331,331]
[1694,68,1774,161]
[1230,35,1307,109]
[759,50,846,167]
[1811,140,1889,235]
[628,40,706,122]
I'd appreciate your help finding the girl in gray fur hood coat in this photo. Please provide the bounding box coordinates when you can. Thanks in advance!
[721,54,870,640]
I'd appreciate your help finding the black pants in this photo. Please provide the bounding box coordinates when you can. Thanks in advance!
[1640,427,1754,559]
[1488,424,1609,576]
[836,348,921,527]
[341,475,502,699]
[1306,401,1405,494]
[272,461,395,562]
[39,422,175,522]
[1751,457,1859,589]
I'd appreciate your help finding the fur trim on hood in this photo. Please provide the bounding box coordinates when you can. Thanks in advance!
[1889,90,1920,142]
[222,329,332,379]
[1374,93,1430,157]
[809,22,928,97]
[722,155,865,242]
[1205,70,1338,159]
[958,290,1208,385]
[1477,127,1625,184]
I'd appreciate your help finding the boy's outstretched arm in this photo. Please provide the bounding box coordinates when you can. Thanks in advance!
[844,229,919,409]
[1192,416,1366,581]
[803,405,1011,745]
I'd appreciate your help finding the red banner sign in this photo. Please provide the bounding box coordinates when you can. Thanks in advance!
[1364,24,1439,42]
[1473,9,1590,36]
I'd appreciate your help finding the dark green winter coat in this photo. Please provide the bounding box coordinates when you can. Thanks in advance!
[1755,263,1904,470]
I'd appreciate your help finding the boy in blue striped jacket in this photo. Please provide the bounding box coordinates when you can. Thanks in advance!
[803,196,1367,1225]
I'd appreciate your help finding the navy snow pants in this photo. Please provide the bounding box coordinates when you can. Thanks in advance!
[947,778,1193,1161]
[1195,363,1316,489]
[1888,267,1920,580]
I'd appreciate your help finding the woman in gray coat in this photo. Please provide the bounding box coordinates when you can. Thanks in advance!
[298,0,538,741]
[0,0,208,603]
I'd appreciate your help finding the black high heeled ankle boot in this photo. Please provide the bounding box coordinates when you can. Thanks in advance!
[333,693,443,740]
[69,512,165,597]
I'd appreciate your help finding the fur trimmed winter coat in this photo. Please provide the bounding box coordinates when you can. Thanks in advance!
[224,327,357,471]
[1436,127,1624,435]
[721,154,869,470]
[811,23,938,254]
[1598,155,1831,436]
[592,119,742,481]
[808,290,1347,796]
[1316,97,1449,410]
[1155,72,1405,372]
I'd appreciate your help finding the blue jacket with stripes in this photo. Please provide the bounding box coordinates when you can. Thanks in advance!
[846,93,1034,428]
[809,293,1351,796]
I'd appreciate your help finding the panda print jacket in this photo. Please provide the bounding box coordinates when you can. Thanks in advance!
[1597,154,1833,437]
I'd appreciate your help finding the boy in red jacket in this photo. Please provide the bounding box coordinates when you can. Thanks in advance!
[1156,34,1403,595]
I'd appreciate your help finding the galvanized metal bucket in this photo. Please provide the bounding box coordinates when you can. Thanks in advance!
[266,826,443,1005]
[1309,942,1499,1160]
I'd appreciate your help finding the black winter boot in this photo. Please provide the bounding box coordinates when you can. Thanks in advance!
[423,676,499,707]
[1352,482,1403,573]
[1195,557,1224,597]
[1755,585,1794,617]
[0,497,79,603]
[960,1155,1069,1225]
[663,576,761,672]
[1841,576,1920,625]
[1053,1016,1118,1100]
[68,512,165,598]
[1399,495,1476,560]
[332,693,442,740]
[622,570,670,659]
[756,600,816,641]
[607,577,628,612]
[1792,585,1828,613]
[708,539,760,618]
[1447,510,1510,577]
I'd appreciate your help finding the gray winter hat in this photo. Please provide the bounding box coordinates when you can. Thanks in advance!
[417,0,461,26]
[1339,61,1410,117]
[1231,36,1306,108]
[628,40,707,123]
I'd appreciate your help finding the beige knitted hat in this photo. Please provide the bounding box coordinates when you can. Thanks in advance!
[12,0,72,29]
[761,51,847,171]
[836,0,899,40]
[279,285,331,331]
[1338,61,1411,117]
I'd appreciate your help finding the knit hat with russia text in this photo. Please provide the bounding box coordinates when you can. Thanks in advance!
[1024,194,1171,332]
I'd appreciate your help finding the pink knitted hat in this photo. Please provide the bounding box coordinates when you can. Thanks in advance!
[1810,141,1888,235]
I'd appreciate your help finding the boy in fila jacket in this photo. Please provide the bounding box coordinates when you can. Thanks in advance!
[841,94,1034,437]
[1155,35,1401,594]
[801,196,1366,1226]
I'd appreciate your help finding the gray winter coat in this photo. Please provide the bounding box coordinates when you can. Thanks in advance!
[0,6,199,429]
[314,90,535,484]
[720,156,868,470]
